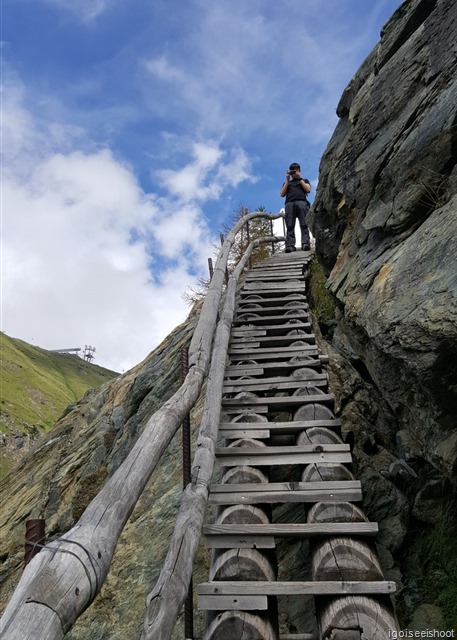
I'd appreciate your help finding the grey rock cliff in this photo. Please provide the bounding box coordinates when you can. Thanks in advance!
[309,0,457,480]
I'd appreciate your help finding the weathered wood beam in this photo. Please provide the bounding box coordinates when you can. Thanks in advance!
[203,522,377,538]
[197,581,397,596]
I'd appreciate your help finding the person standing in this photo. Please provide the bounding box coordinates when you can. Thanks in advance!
[280,162,312,252]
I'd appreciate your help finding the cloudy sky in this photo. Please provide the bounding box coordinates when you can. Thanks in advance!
[2,0,404,372]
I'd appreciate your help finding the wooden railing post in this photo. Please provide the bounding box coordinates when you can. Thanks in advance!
[181,347,194,639]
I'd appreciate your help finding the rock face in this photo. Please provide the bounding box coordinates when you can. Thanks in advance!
[0,305,211,639]
[309,0,457,480]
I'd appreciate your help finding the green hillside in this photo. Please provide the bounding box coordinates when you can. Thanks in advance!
[0,332,118,477]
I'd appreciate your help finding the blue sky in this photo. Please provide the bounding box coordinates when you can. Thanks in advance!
[2,0,404,371]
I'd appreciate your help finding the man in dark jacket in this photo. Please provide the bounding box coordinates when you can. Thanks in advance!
[280,162,312,252]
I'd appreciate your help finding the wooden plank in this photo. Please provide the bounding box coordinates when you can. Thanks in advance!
[232,323,310,335]
[243,286,305,293]
[238,295,307,305]
[198,594,268,611]
[224,360,324,376]
[221,405,269,415]
[222,394,334,408]
[236,307,308,315]
[216,450,352,467]
[208,488,361,505]
[219,428,271,439]
[230,334,316,348]
[197,581,397,596]
[246,272,303,280]
[216,444,349,456]
[210,480,359,493]
[223,372,327,387]
[228,351,320,363]
[228,345,319,356]
[230,329,268,337]
[233,314,310,325]
[219,420,342,433]
[204,535,276,549]
[243,281,305,289]
[203,522,378,537]
[223,379,327,394]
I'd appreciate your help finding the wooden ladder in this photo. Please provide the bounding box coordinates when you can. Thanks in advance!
[197,251,398,640]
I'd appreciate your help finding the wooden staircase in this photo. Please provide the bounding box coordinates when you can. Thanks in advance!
[197,251,398,640]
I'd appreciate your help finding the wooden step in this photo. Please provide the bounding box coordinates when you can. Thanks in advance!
[218,419,341,435]
[208,481,362,505]
[215,444,351,466]
[197,581,397,610]
[236,305,308,316]
[233,313,309,325]
[223,378,327,394]
[231,323,310,337]
[246,272,304,281]
[238,294,307,305]
[243,285,306,294]
[203,521,377,547]
[221,394,334,408]
[230,334,315,348]
[224,359,327,377]
[229,346,319,359]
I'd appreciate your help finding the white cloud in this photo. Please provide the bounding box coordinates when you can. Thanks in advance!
[155,141,254,205]
[1,78,252,372]
[40,0,110,22]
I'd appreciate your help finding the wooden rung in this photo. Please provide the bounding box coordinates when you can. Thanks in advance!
[230,329,268,337]
[199,594,268,611]
[236,305,308,315]
[224,360,324,377]
[230,344,319,360]
[215,446,352,467]
[223,379,327,394]
[244,283,304,289]
[224,373,328,387]
[238,297,308,306]
[219,419,342,433]
[204,521,377,538]
[210,480,359,493]
[221,394,334,408]
[219,428,271,439]
[233,316,308,330]
[232,324,312,337]
[197,580,397,597]
[204,534,276,549]
[229,345,317,356]
[246,273,303,281]
[230,335,316,348]
[208,488,361,505]
[216,444,349,456]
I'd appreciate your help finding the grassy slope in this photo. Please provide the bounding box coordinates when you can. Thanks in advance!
[0,332,118,436]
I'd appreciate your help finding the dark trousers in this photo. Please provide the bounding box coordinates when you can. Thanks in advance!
[285,200,310,250]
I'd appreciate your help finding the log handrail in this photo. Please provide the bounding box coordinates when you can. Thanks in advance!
[141,235,281,640]
[1,212,284,640]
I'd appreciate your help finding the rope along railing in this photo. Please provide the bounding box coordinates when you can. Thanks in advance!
[1,212,284,640]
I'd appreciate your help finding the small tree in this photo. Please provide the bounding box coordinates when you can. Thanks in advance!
[225,204,275,273]
[183,205,276,305]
